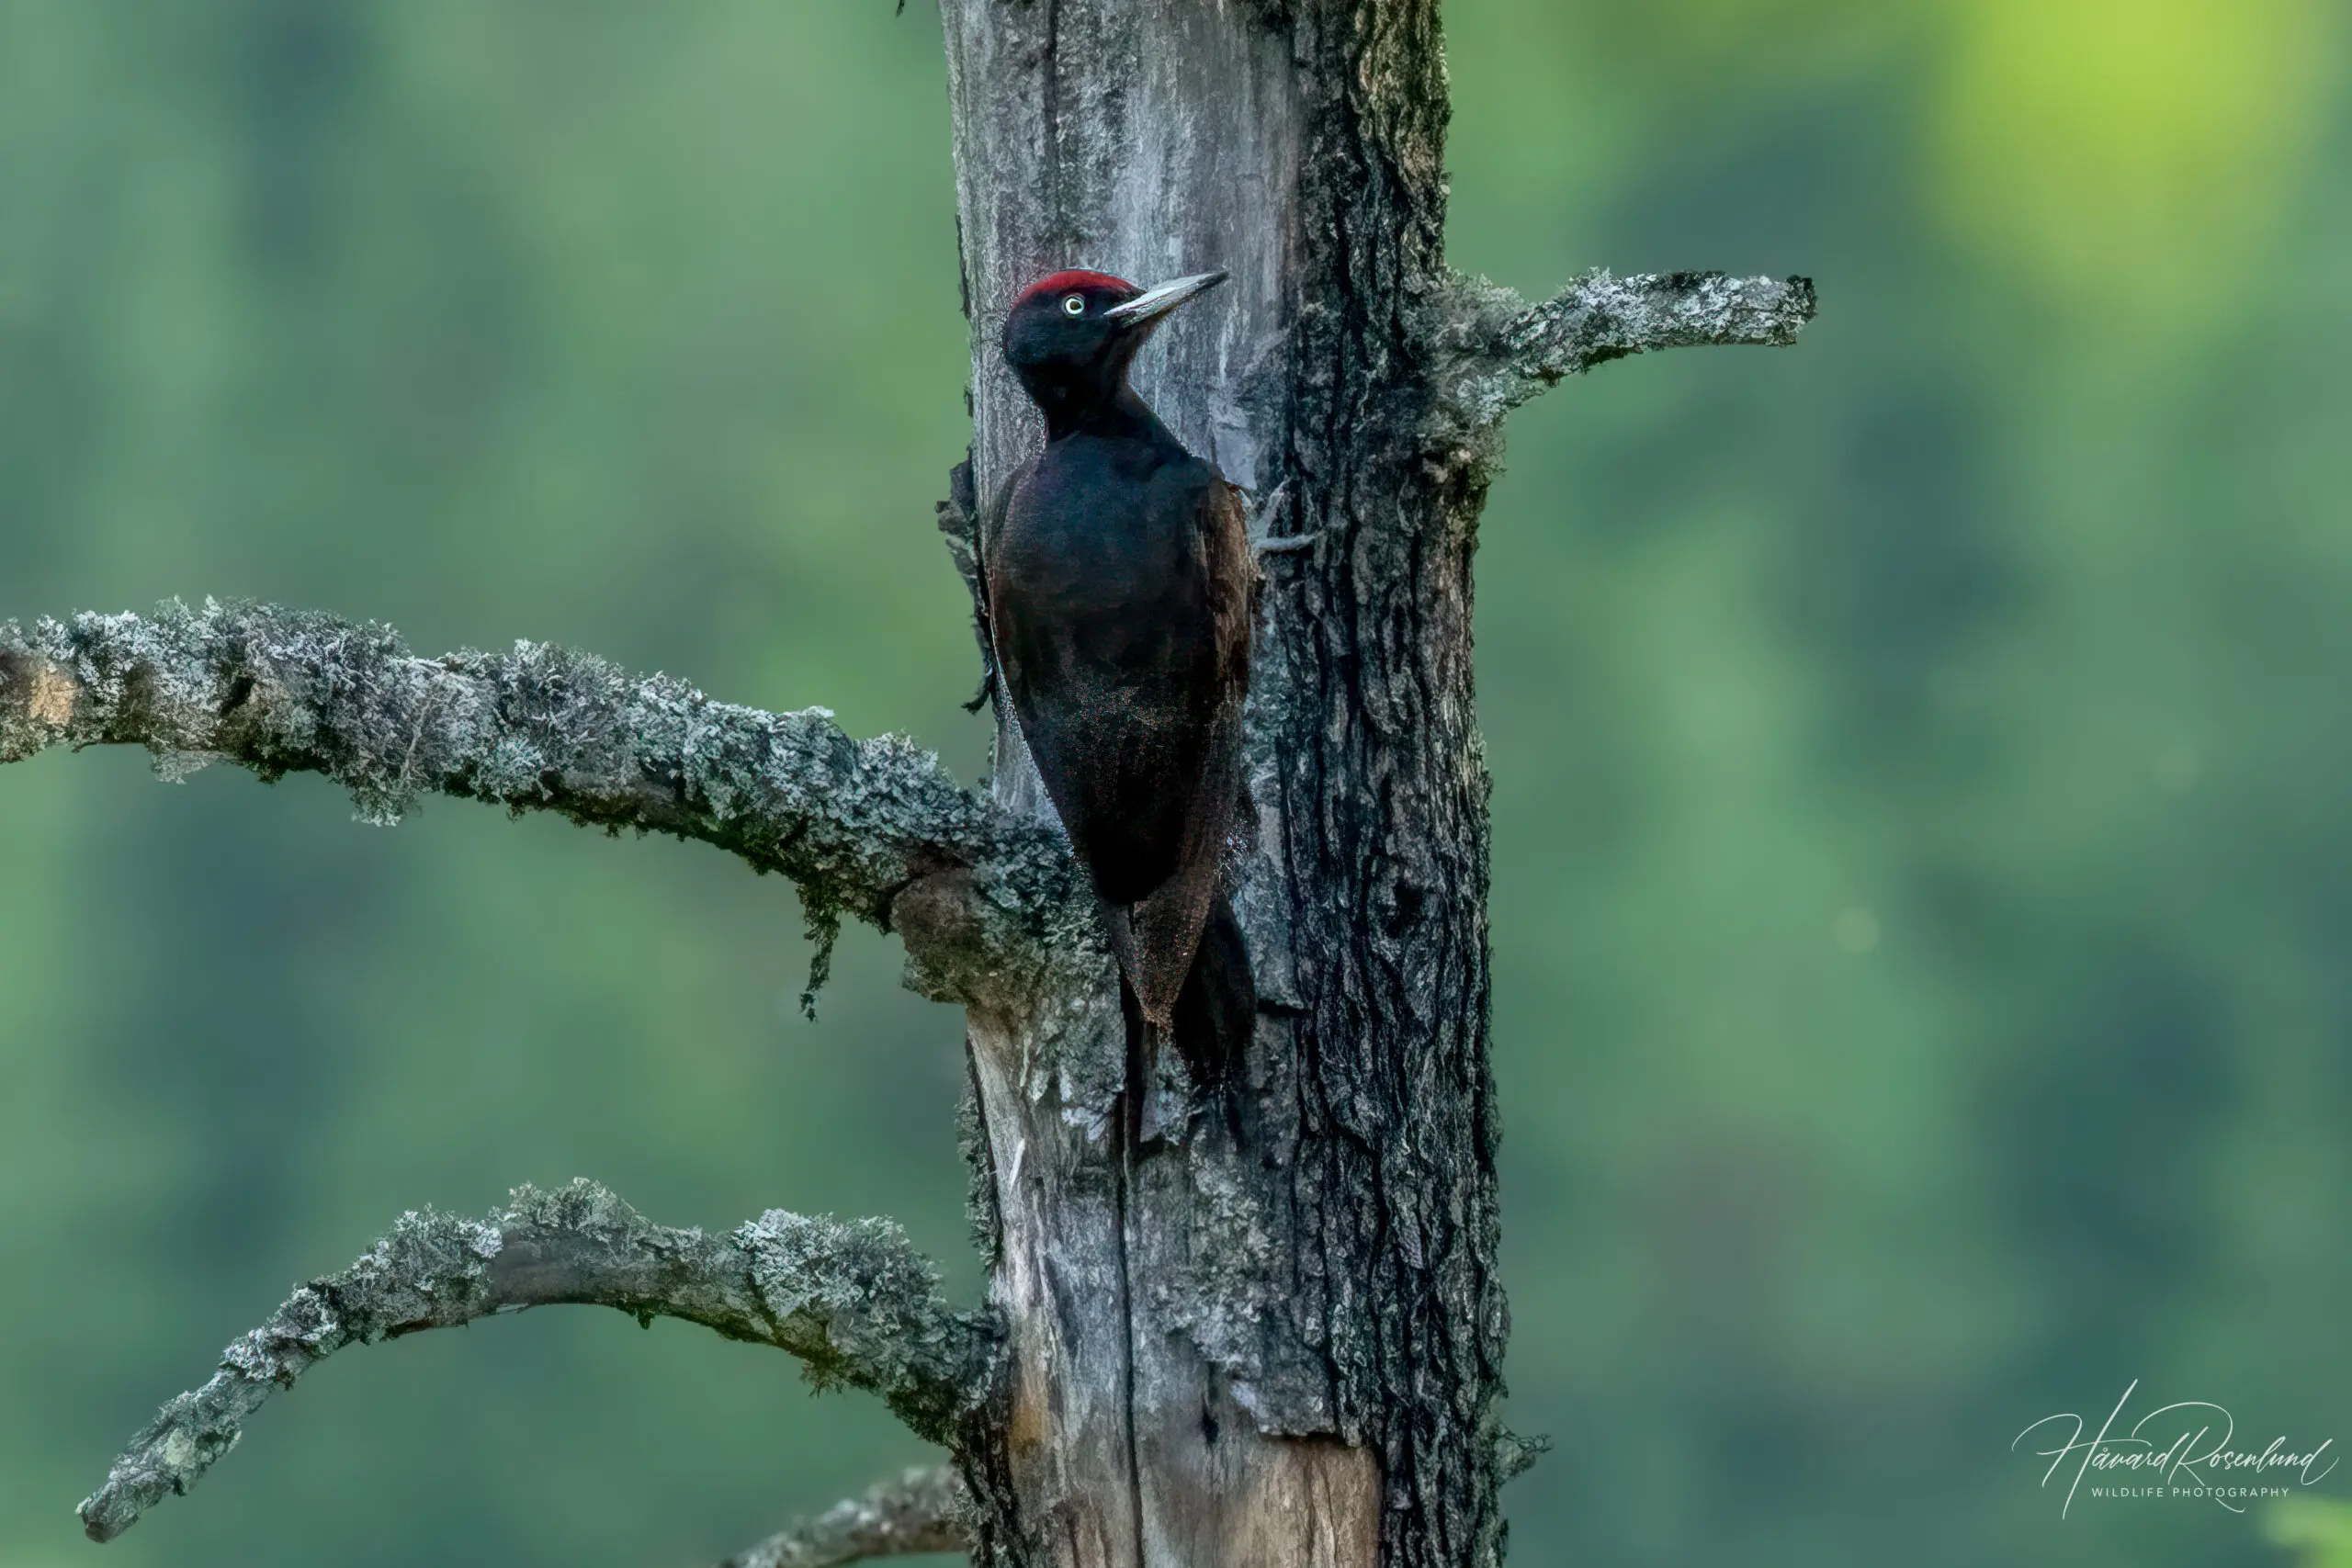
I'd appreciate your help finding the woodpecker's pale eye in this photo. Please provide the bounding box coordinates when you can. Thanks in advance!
[1061,294,1087,317]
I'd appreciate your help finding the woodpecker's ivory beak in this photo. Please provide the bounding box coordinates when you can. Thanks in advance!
[1106,270,1229,327]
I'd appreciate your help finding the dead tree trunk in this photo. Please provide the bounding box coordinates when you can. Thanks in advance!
[938,5,1808,1566]
[0,5,1808,1566]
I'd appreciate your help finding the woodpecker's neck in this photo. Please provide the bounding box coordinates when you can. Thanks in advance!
[1023,372,1170,446]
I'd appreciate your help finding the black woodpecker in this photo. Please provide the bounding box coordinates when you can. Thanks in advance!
[986,267,1257,1110]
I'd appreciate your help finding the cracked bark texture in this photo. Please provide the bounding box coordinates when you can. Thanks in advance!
[941,4,1807,1567]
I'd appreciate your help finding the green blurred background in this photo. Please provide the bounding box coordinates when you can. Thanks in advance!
[2,1,2346,1563]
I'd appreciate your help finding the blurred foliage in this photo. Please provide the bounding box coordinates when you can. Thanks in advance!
[2271,1496,2352,1568]
[1932,0,2336,314]
[0,1,2346,1565]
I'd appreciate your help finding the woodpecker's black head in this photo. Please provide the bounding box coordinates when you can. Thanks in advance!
[1002,268,1227,425]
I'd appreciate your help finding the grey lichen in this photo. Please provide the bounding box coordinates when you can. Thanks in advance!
[78,1180,991,1542]
[1429,267,1817,430]
[0,599,1091,1011]
[734,1207,992,1443]
[717,1465,968,1568]
[1150,1155,1279,1385]
[76,1205,503,1542]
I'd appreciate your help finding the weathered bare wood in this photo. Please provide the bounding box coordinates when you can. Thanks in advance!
[77,1181,990,1544]
[940,4,1385,1565]
[938,6,1809,1568]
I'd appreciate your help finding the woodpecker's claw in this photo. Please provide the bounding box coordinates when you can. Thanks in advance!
[1244,479,1315,556]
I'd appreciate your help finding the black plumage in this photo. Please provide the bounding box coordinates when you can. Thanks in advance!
[985,267,1256,1101]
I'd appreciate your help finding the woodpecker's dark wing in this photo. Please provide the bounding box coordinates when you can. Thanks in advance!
[1102,470,1254,1030]
[987,451,1255,1029]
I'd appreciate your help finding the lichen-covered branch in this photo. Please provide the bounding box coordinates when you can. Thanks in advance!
[1434,267,1817,427]
[78,1181,992,1544]
[718,1466,968,1568]
[0,600,1095,1007]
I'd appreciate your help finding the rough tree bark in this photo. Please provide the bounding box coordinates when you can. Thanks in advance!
[937,6,1807,1566]
[0,5,1808,1566]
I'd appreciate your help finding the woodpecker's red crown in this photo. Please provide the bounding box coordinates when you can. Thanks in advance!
[1012,269,1138,308]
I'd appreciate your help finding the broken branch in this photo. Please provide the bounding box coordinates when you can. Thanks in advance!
[1435,268,1816,426]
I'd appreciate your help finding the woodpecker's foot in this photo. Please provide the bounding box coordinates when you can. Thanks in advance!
[1245,479,1317,556]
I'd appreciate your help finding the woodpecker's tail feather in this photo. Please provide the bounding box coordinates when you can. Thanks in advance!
[1171,894,1253,1094]
[1114,893,1253,1140]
